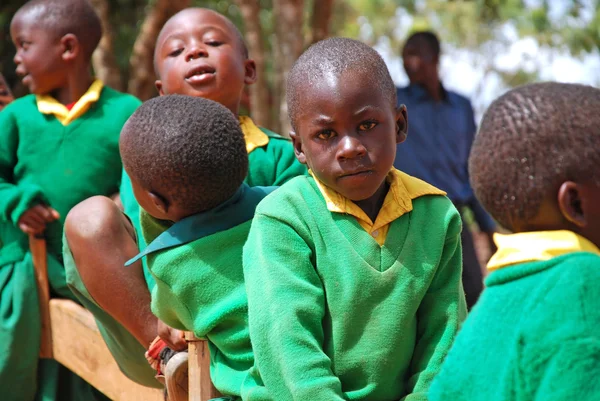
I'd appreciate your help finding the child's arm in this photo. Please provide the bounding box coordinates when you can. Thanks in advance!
[404,210,467,400]
[243,213,346,401]
[0,106,48,228]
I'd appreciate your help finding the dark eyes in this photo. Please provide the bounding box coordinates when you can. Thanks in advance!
[358,121,377,131]
[168,48,183,57]
[316,130,335,140]
[19,41,31,50]
[206,40,223,47]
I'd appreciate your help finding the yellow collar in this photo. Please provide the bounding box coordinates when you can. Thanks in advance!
[36,79,104,126]
[488,230,600,272]
[239,116,269,153]
[312,168,445,238]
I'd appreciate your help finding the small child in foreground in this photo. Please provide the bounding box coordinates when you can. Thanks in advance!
[121,94,273,398]
[428,82,600,401]
[1,0,139,399]
[63,7,305,388]
[241,37,467,401]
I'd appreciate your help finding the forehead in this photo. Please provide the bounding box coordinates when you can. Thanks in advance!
[294,70,391,124]
[157,9,235,46]
[402,39,433,57]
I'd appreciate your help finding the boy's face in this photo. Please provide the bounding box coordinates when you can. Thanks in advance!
[10,12,67,95]
[154,9,255,114]
[291,70,407,202]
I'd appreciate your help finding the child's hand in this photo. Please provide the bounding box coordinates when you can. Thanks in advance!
[157,319,187,351]
[17,205,60,235]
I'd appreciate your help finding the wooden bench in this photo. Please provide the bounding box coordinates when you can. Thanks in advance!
[30,234,220,401]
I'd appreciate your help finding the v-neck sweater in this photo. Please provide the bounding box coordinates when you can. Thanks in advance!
[0,89,140,266]
[429,251,600,401]
[241,176,466,401]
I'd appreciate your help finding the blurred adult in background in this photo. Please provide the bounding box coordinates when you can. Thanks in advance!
[394,31,496,309]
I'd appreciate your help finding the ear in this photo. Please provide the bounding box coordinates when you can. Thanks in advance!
[395,104,408,144]
[155,80,164,96]
[149,191,169,215]
[288,131,307,164]
[558,181,585,227]
[244,59,257,85]
[60,34,80,61]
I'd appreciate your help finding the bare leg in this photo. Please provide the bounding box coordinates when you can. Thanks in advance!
[64,196,157,347]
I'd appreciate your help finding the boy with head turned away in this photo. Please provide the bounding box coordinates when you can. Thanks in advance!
[0,0,140,400]
[429,82,600,401]
[119,94,272,399]
[63,7,305,389]
[241,38,467,401]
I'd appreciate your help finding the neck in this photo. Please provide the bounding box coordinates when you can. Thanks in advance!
[355,180,389,222]
[416,75,443,102]
[50,66,94,105]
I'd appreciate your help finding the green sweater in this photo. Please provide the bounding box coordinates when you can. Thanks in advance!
[429,252,600,401]
[0,90,140,294]
[141,212,253,396]
[242,176,466,401]
[120,125,306,287]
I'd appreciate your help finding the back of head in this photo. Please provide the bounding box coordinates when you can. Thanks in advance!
[469,82,600,231]
[120,95,248,215]
[16,0,102,59]
[286,37,397,130]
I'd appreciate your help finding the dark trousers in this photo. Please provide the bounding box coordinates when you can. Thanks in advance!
[459,213,484,310]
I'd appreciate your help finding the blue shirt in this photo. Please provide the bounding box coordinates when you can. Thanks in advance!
[394,84,495,231]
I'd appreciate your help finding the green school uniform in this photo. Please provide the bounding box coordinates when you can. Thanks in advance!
[241,176,467,401]
[0,86,140,401]
[118,115,306,289]
[429,231,600,401]
[136,184,273,398]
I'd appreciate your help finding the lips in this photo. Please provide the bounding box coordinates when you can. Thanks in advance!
[185,64,216,84]
[339,169,373,179]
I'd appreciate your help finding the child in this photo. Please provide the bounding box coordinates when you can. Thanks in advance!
[429,82,600,401]
[63,7,305,389]
[124,94,271,397]
[241,37,467,401]
[0,0,140,400]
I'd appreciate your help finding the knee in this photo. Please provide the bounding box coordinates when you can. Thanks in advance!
[65,196,125,246]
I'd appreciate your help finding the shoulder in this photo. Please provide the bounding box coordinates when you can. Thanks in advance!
[255,176,320,217]
[1,94,37,114]
[259,127,291,141]
[98,86,142,110]
[412,194,462,238]
[258,128,294,151]
[523,253,600,340]
[446,90,473,109]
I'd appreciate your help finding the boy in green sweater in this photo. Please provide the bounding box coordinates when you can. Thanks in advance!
[0,1,140,400]
[124,94,270,398]
[241,38,467,401]
[429,83,600,401]
[63,7,305,388]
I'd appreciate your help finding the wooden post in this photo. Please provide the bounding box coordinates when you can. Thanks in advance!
[184,332,219,401]
[29,234,53,358]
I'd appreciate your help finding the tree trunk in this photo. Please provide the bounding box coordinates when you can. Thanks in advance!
[235,0,271,128]
[308,0,334,45]
[272,0,305,136]
[90,0,123,91]
[127,0,190,100]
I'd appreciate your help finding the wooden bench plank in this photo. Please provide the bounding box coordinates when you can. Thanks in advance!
[49,299,164,401]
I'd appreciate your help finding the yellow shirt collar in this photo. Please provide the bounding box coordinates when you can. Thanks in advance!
[36,79,104,126]
[239,116,269,153]
[488,230,600,272]
[312,168,446,245]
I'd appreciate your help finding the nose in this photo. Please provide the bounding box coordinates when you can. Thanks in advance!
[337,134,367,161]
[13,51,21,65]
[185,44,208,62]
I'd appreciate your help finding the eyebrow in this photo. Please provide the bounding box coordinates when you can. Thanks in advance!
[353,105,378,116]
[311,115,335,125]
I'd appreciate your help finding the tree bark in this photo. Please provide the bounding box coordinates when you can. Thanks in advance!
[235,0,271,128]
[308,0,334,45]
[272,0,305,136]
[90,0,123,91]
[127,0,190,100]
